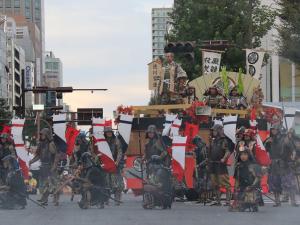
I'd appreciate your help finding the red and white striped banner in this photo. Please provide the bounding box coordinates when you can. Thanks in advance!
[170,118,182,137]
[162,114,177,136]
[171,136,187,182]
[92,118,116,173]
[118,114,133,145]
[11,119,29,178]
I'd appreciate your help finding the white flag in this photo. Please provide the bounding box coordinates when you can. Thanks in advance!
[203,51,222,75]
[246,49,265,80]
[223,115,238,144]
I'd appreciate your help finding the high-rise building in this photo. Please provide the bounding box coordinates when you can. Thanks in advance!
[6,35,25,111]
[151,8,172,60]
[0,0,45,96]
[44,51,63,106]
[0,19,8,100]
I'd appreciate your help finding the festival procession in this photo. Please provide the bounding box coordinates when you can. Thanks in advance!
[0,1,300,225]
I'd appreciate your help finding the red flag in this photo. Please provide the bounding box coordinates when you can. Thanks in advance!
[105,120,112,127]
[255,134,271,166]
[184,123,199,152]
[1,125,11,135]
[65,126,80,156]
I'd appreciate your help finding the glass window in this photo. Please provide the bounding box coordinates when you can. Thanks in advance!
[53,62,59,70]
[0,0,3,8]
[45,62,52,70]
[34,0,40,9]
[279,58,292,101]
[5,0,11,8]
[25,0,30,8]
[14,0,20,8]
[25,8,31,18]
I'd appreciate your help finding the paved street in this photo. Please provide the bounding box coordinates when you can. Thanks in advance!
[1,194,299,225]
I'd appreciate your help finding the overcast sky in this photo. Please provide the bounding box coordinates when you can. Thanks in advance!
[45,0,173,118]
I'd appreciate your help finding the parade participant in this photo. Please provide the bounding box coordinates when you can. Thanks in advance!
[218,96,229,109]
[78,152,109,209]
[144,125,168,167]
[232,149,261,212]
[104,126,124,206]
[0,133,14,185]
[159,52,187,104]
[174,73,189,104]
[29,128,58,206]
[0,155,27,209]
[228,86,248,110]
[279,129,299,207]
[70,133,89,167]
[143,155,173,209]
[203,86,222,108]
[193,136,211,201]
[264,124,284,207]
[209,124,231,205]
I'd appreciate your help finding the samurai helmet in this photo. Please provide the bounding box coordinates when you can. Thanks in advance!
[104,126,113,133]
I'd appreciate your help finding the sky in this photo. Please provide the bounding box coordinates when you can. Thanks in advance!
[45,0,173,118]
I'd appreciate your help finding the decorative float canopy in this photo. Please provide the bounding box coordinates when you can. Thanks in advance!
[189,72,260,102]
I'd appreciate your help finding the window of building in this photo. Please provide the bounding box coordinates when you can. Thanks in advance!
[5,0,11,8]
[279,58,292,101]
[14,48,19,60]
[14,60,20,71]
[25,8,31,19]
[45,62,52,70]
[14,0,20,8]
[0,0,3,8]
[53,62,59,70]
[14,72,20,83]
[34,0,40,9]
[25,0,30,8]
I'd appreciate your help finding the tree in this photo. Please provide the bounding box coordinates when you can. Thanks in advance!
[169,0,276,79]
[277,0,300,64]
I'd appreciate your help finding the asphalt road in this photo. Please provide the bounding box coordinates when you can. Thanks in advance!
[0,194,299,225]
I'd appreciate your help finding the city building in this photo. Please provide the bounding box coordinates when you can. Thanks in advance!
[6,35,25,112]
[260,0,300,104]
[44,51,63,106]
[0,0,45,95]
[151,8,172,60]
[0,17,8,100]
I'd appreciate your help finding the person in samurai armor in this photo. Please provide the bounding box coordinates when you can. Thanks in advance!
[236,129,257,161]
[208,124,231,205]
[144,125,169,170]
[104,126,124,206]
[279,129,299,207]
[0,155,27,209]
[78,152,109,209]
[193,136,212,201]
[231,149,261,212]
[70,133,89,167]
[203,86,223,108]
[29,128,59,206]
[264,124,285,207]
[228,86,248,110]
[159,52,187,105]
[0,133,15,185]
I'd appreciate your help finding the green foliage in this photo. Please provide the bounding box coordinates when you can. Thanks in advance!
[277,0,300,64]
[170,0,276,79]
[221,67,229,96]
[237,68,244,95]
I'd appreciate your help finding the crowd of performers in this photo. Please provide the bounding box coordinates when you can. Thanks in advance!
[0,119,299,211]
